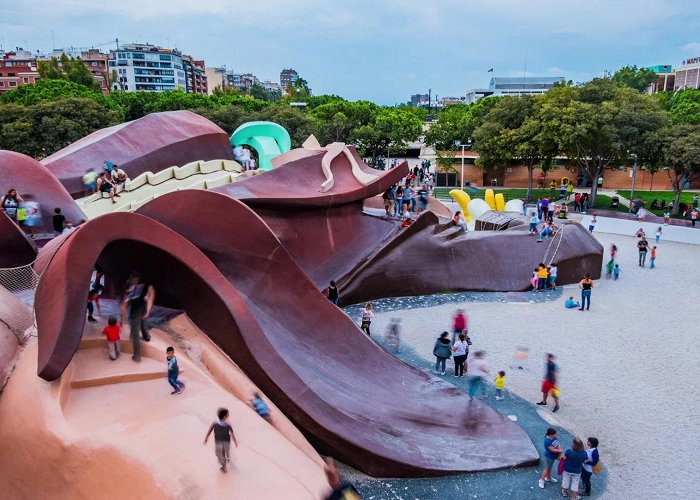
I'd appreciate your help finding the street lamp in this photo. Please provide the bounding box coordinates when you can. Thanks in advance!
[628,152,638,214]
[454,138,472,189]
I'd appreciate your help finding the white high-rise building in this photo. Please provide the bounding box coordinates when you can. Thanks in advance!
[109,43,186,92]
[466,76,565,104]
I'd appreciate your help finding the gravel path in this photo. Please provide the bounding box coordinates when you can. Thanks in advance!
[349,225,698,499]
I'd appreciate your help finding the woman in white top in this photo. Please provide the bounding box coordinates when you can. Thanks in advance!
[451,333,470,377]
[360,303,373,336]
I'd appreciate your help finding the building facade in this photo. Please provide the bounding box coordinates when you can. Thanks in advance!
[182,55,208,94]
[674,57,700,90]
[646,64,674,93]
[280,68,299,92]
[0,50,39,94]
[109,44,187,92]
[466,76,565,104]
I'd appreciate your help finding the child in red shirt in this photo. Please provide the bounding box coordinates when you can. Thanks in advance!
[102,316,121,360]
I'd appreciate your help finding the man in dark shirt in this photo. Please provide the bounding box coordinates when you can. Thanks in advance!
[637,238,649,267]
[204,408,238,473]
[120,271,155,362]
[52,208,65,235]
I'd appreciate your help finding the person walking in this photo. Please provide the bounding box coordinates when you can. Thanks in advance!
[610,244,617,261]
[451,333,469,377]
[494,371,506,399]
[360,303,373,336]
[451,309,467,343]
[588,216,596,233]
[327,281,339,305]
[539,427,563,489]
[580,437,600,497]
[578,274,593,311]
[432,332,452,375]
[560,438,588,500]
[203,408,238,473]
[466,351,489,400]
[384,318,401,354]
[637,237,649,267]
[121,271,155,362]
[650,246,657,269]
[536,353,560,412]
[655,226,662,244]
[613,264,621,280]
[549,262,558,290]
[691,208,698,228]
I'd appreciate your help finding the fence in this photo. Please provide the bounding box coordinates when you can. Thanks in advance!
[0,263,39,342]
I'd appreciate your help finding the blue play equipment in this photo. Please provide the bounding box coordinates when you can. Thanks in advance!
[230,121,292,170]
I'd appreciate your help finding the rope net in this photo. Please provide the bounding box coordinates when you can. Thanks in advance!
[0,263,38,340]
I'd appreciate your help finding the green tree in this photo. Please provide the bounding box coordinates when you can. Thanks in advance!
[667,89,700,125]
[537,79,666,206]
[311,100,380,144]
[424,98,502,151]
[38,54,102,92]
[611,65,658,93]
[246,104,318,148]
[664,124,700,213]
[1,79,104,106]
[473,95,559,200]
[351,108,422,163]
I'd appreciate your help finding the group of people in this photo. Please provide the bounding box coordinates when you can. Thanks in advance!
[232,144,258,171]
[539,428,601,498]
[84,161,129,203]
[634,228,658,268]
[1,188,80,237]
[530,262,558,291]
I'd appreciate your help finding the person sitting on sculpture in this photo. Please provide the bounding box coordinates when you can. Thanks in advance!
[110,165,129,186]
[96,172,118,203]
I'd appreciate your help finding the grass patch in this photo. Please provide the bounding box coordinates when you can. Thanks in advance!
[433,187,556,202]
[616,190,698,217]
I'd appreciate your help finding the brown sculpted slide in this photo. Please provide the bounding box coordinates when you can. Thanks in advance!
[34,194,539,477]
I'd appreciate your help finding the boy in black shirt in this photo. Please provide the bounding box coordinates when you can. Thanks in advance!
[52,208,65,236]
[204,408,238,473]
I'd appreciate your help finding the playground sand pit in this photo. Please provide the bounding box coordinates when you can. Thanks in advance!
[364,230,698,499]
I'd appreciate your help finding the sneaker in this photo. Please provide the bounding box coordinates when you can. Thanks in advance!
[171,389,180,395]
[441,371,446,376]
[536,401,547,405]
[538,479,545,489]
[142,335,151,342]
[547,477,558,483]
[87,316,97,323]
[553,405,560,413]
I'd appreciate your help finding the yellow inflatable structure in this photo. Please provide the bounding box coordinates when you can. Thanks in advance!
[448,189,473,221]
[484,189,496,210]
[495,193,505,211]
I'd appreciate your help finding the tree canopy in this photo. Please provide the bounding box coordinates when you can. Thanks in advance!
[38,54,102,92]
[611,65,658,93]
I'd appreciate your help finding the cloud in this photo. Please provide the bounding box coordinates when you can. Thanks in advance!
[682,42,700,53]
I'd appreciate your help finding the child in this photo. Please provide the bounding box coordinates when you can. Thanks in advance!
[549,263,558,290]
[613,264,621,280]
[86,282,103,322]
[565,296,581,309]
[204,408,238,473]
[588,216,596,233]
[655,226,662,244]
[52,207,65,236]
[251,393,272,423]
[166,346,186,395]
[495,371,506,400]
[539,427,563,489]
[529,212,539,234]
[663,211,670,225]
[102,316,121,360]
[605,259,614,278]
[650,246,657,269]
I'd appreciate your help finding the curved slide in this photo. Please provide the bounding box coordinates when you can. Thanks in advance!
[230,121,292,170]
[35,194,538,477]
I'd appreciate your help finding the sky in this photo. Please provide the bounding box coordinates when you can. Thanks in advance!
[1,0,699,104]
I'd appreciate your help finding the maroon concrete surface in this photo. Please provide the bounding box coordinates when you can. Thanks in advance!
[0,150,86,231]
[41,111,234,197]
[215,147,407,208]
[30,195,539,477]
[137,191,539,476]
[339,212,603,305]
[0,213,36,267]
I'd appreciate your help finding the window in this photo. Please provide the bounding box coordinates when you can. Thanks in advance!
[159,55,171,61]
[132,53,145,60]
[91,61,98,66]
[8,72,16,77]
[124,85,128,90]
[0,82,4,87]
[23,78,29,83]
[109,60,115,67]
[9,81,17,87]
[118,53,126,59]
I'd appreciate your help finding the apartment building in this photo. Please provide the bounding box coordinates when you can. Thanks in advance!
[0,50,39,94]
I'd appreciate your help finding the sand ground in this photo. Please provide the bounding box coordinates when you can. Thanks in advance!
[364,219,699,499]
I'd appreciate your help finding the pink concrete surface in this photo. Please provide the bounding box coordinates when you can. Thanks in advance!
[41,111,234,197]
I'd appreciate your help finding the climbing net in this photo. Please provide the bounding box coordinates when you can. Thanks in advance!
[0,262,39,342]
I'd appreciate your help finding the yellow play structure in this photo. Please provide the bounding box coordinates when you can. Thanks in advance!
[449,188,522,223]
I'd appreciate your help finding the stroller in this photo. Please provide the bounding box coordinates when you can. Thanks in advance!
[610,196,620,209]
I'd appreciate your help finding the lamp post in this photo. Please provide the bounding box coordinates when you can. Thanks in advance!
[629,153,638,214]
[454,138,472,189]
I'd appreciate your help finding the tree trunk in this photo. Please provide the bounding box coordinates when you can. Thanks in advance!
[589,164,602,209]
[526,163,534,202]
[650,172,654,191]
[673,189,682,216]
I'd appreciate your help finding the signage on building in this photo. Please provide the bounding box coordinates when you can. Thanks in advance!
[683,57,700,65]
